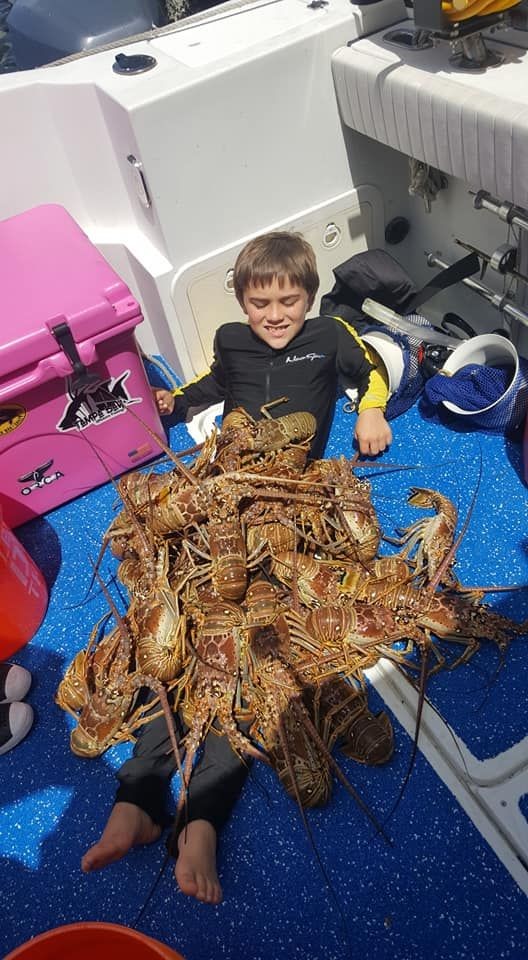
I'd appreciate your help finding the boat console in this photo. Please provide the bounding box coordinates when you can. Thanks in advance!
[387,0,528,68]
[334,9,528,207]
[332,2,528,353]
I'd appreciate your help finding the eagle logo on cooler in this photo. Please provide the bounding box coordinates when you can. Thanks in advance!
[18,460,64,496]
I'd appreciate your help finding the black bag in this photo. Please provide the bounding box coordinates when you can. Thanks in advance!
[320,250,426,419]
[319,249,417,328]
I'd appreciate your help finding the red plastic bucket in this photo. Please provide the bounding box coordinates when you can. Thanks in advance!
[0,505,48,659]
[3,922,185,960]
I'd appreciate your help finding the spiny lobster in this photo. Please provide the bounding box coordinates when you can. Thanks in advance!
[57,398,527,846]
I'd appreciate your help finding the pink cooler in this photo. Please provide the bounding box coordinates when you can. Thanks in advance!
[0,204,164,527]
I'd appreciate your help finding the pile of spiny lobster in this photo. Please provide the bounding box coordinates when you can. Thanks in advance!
[56,400,528,825]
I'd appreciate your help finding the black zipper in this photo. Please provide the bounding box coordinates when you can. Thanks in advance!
[265,351,275,404]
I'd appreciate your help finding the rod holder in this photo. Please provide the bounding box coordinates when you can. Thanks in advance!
[425,252,528,330]
[471,191,528,233]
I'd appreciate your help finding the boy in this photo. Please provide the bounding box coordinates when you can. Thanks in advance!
[81,232,391,904]
[156,233,391,456]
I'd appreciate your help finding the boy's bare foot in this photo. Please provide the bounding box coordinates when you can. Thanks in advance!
[81,802,161,873]
[175,819,222,904]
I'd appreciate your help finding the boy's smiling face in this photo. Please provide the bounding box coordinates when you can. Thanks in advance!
[242,276,312,350]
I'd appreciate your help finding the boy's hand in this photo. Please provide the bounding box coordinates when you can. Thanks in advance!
[354,408,392,457]
[153,387,175,416]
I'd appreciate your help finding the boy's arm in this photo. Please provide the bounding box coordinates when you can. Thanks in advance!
[354,406,392,457]
[334,317,392,455]
[155,336,227,417]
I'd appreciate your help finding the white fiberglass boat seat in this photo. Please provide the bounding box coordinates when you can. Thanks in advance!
[332,21,528,207]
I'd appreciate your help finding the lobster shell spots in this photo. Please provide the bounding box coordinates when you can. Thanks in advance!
[212,558,247,601]
[305,605,352,645]
[339,708,394,766]
[135,602,184,682]
[245,579,281,626]
[136,638,183,682]
[55,650,88,712]
[246,521,297,557]
[271,732,333,808]
[261,692,333,808]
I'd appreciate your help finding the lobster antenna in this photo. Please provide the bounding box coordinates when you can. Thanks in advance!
[275,700,354,959]
[377,644,430,831]
[133,848,172,926]
[397,655,474,781]
[452,583,528,594]
[353,461,421,473]
[66,536,112,609]
[427,445,483,594]
[290,514,301,614]
[475,651,508,714]
[283,670,392,844]
[89,556,129,637]
[68,430,155,605]
[122,400,204,488]
[130,689,194,927]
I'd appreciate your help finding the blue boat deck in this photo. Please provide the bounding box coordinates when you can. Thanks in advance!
[4,389,528,960]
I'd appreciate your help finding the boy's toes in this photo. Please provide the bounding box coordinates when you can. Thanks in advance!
[175,866,199,899]
[210,880,222,905]
[175,864,222,904]
[196,873,222,904]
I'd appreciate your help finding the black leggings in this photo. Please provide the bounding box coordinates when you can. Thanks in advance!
[115,696,251,848]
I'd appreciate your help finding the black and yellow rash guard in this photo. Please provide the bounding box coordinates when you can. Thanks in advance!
[172,316,388,457]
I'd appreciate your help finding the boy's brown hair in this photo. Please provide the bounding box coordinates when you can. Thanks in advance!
[233,231,319,309]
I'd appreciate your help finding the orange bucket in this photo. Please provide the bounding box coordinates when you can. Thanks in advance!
[0,504,48,659]
[3,922,185,960]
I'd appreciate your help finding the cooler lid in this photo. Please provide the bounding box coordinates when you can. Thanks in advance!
[0,204,141,377]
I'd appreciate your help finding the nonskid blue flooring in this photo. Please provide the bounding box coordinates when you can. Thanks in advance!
[4,383,528,960]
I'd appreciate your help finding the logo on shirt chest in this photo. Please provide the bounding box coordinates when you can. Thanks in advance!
[285,352,325,364]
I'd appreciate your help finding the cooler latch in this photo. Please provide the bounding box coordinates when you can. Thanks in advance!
[51,322,88,382]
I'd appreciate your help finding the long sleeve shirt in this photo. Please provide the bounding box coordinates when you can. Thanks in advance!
[172,316,388,457]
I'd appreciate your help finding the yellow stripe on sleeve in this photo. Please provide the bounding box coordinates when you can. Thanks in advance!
[358,361,390,412]
[334,317,390,412]
[171,368,213,397]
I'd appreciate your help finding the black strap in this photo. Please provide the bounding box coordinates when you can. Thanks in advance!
[406,252,480,313]
[441,312,477,340]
